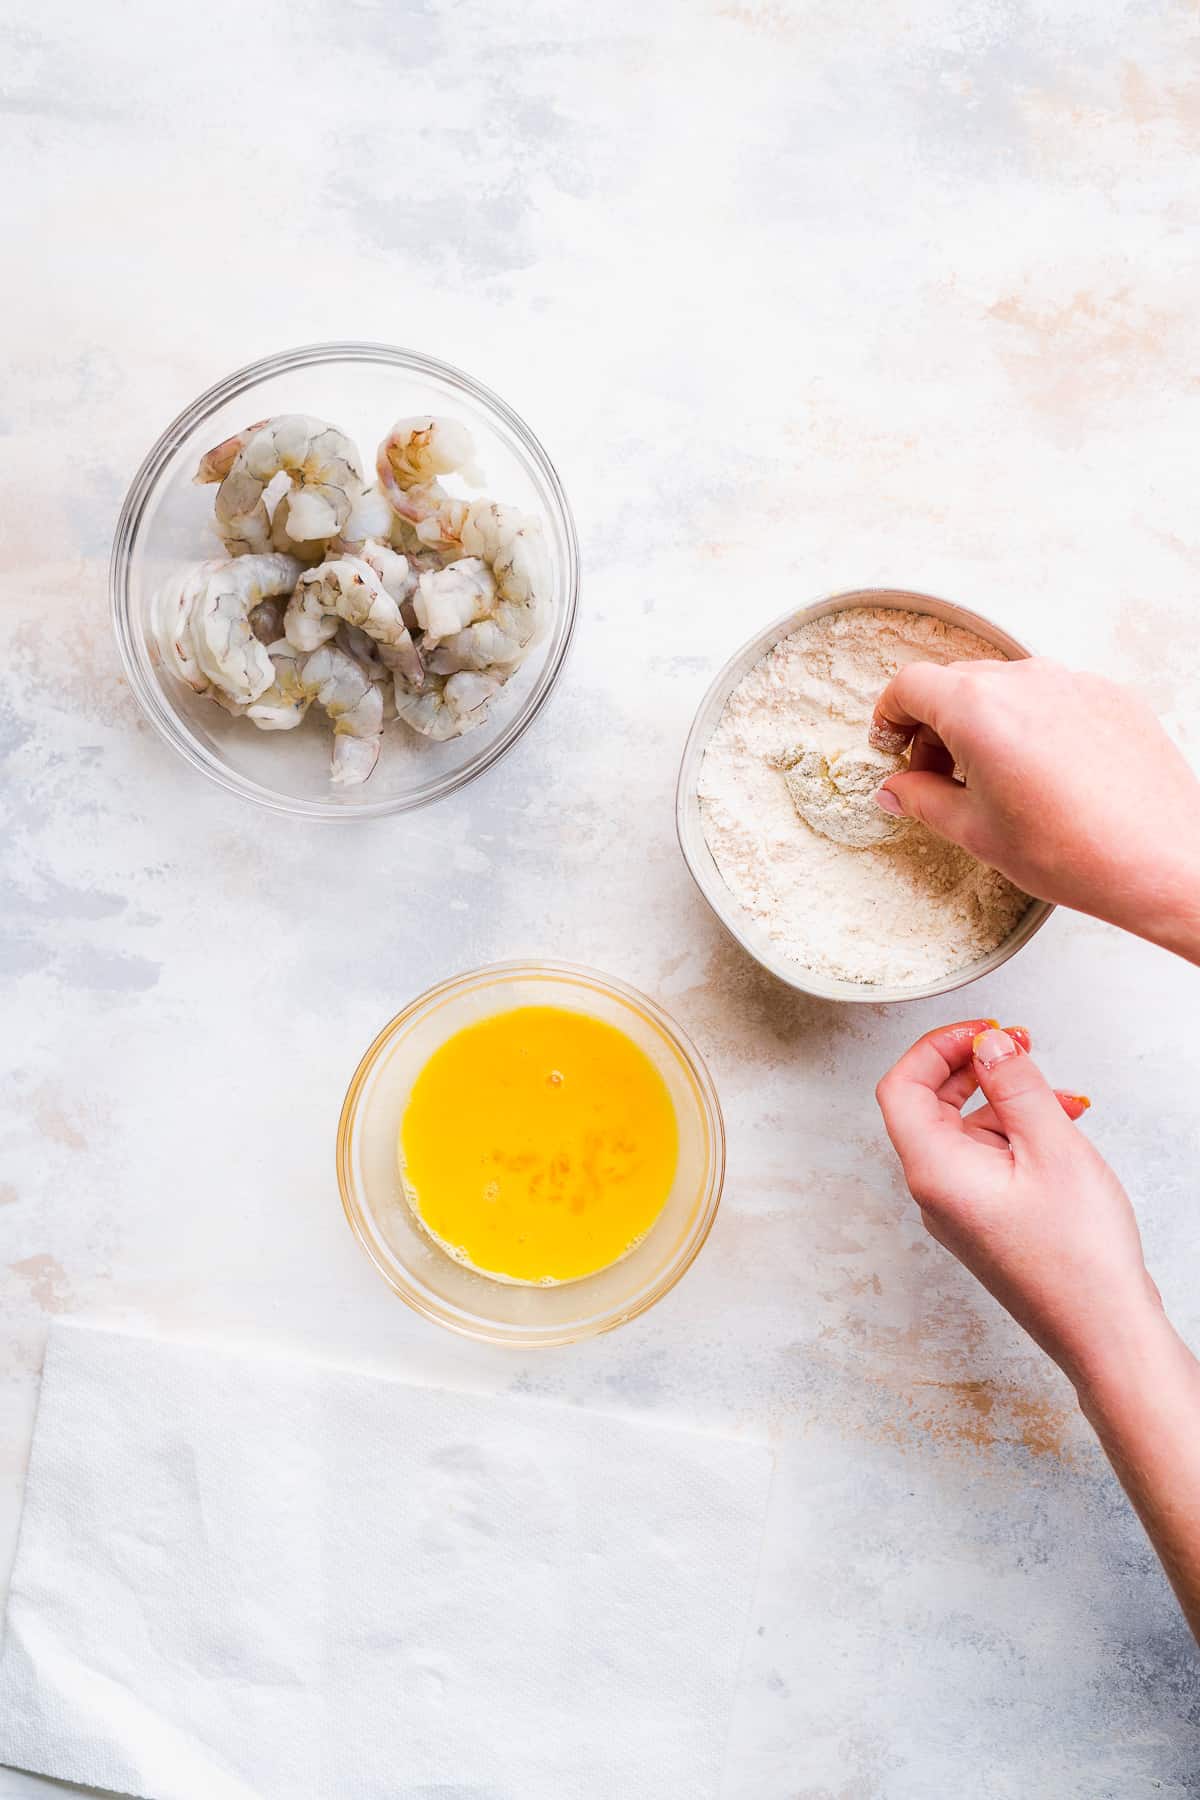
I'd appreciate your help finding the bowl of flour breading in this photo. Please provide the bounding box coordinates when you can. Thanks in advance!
[677,589,1054,1003]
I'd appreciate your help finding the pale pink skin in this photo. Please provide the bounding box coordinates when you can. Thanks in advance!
[875,1010,1200,1644]
[870,656,1200,962]
[869,658,1200,1640]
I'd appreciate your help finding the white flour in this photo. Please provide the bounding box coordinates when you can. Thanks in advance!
[697,607,1031,987]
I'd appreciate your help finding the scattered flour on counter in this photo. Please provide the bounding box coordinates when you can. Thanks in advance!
[697,607,1032,987]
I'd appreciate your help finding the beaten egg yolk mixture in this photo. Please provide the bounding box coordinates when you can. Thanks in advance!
[399,1005,679,1284]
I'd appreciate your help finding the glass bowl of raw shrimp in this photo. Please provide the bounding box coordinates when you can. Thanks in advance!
[337,962,727,1346]
[110,343,579,818]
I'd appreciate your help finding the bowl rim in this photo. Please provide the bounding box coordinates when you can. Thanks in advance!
[336,958,727,1345]
[109,340,580,821]
[675,586,1055,1005]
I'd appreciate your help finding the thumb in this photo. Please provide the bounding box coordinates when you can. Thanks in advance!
[876,770,975,847]
[971,1028,1073,1154]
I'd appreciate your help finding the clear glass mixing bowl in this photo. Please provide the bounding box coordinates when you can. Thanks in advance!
[337,962,726,1346]
[110,343,579,819]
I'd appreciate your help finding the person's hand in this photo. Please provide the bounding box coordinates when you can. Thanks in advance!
[875,1019,1163,1388]
[870,657,1200,956]
[878,1021,1200,1644]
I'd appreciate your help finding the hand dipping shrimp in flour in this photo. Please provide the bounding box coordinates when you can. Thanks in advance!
[697,605,1031,988]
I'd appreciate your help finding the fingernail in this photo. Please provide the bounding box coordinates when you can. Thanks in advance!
[1006,1025,1032,1053]
[972,1028,1017,1069]
[874,786,905,817]
[1067,1093,1091,1111]
[869,721,910,754]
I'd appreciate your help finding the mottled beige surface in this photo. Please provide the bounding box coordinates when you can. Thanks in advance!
[2,2,1200,1795]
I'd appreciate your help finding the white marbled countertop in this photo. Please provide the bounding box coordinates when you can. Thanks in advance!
[2,2,1199,1794]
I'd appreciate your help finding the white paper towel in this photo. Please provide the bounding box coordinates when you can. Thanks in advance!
[0,1323,771,1800]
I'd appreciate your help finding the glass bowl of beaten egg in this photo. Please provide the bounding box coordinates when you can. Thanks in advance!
[337,962,726,1345]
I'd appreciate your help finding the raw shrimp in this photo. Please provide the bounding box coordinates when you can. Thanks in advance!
[359,542,426,683]
[331,485,395,554]
[396,494,546,629]
[193,420,268,486]
[374,416,486,562]
[245,633,392,755]
[158,559,227,693]
[393,670,501,741]
[196,415,364,556]
[412,522,546,673]
[284,556,422,681]
[358,539,417,605]
[190,553,303,703]
[456,503,548,641]
[269,490,331,565]
[427,620,529,677]
[411,557,494,646]
[302,644,384,785]
[376,416,481,507]
[243,642,313,732]
[336,623,398,720]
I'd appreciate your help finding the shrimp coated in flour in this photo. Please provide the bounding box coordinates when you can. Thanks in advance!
[196,415,364,556]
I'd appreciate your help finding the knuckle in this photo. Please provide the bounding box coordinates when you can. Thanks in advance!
[954,666,990,704]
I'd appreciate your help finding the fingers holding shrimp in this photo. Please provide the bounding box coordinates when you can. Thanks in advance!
[869,661,963,753]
